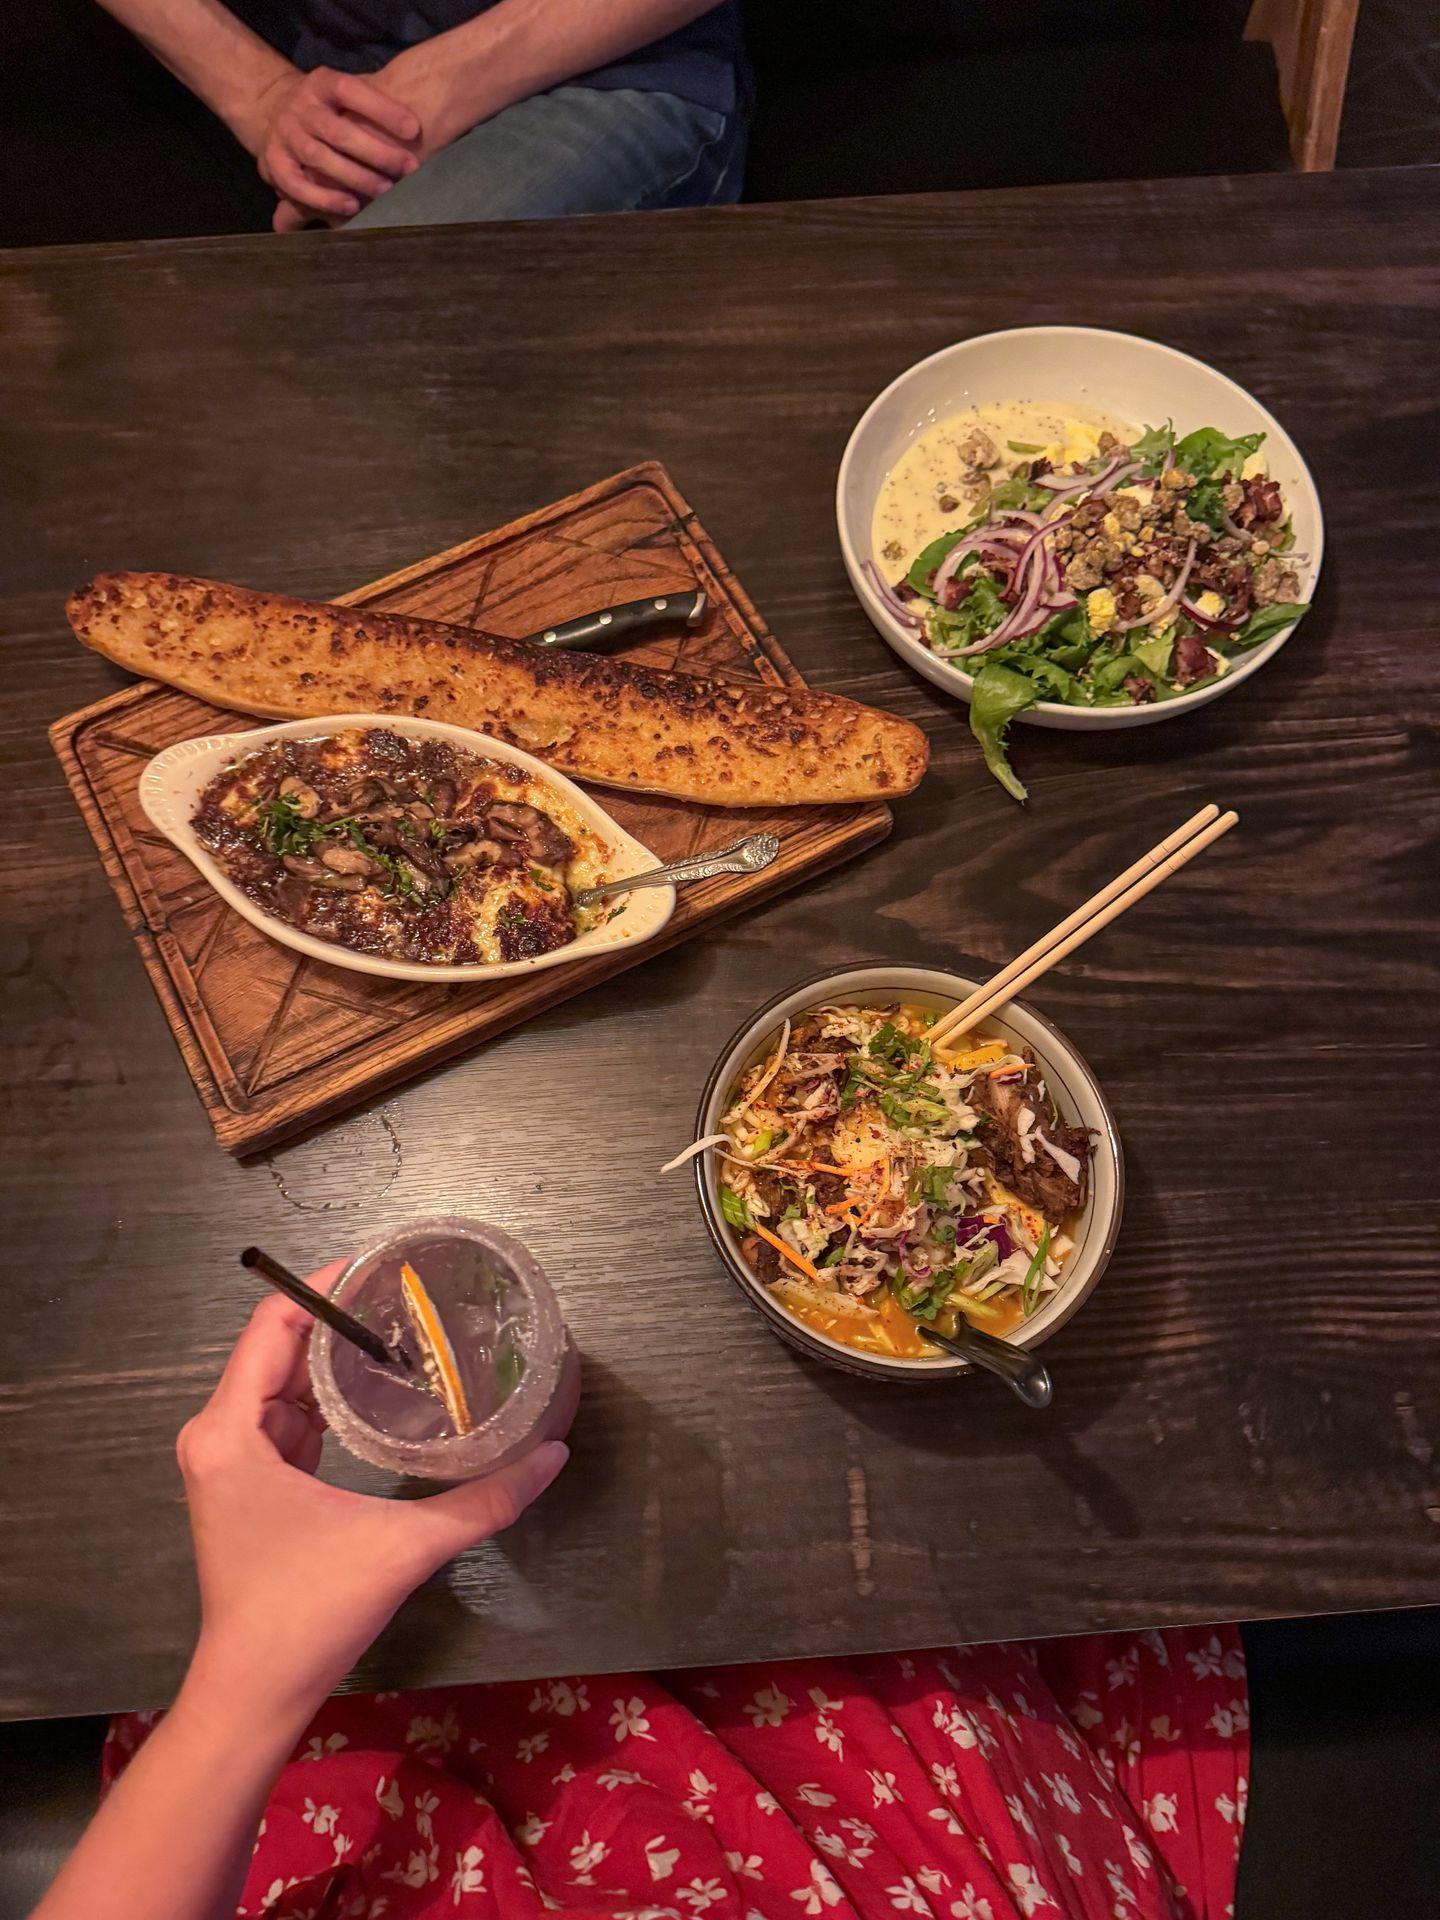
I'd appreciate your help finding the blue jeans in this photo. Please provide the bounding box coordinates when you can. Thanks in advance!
[347,85,746,228]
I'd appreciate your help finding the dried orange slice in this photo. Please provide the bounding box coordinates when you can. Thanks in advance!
[399,1260,474,1437]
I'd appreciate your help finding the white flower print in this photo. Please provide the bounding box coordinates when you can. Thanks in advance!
[645,1838,680,1882]
[1022,1779,1042,1806]
[552,1763,578,1785]
[1137,1630,1170,1668]
[949,1887,994,1920]
[917,1867,949,1897]
[451,1845,486,1902]
[814,1717,845,1757]
[814,1827,871,1869]
[898,1656,917,1679]
[517,1813,552,1849]
[406,1710,459,1757]
[1148,1716,1180,1743]
[599,1768,646,1790]
[885,1875,934,1914]
[929,1807,964,1839]
[1110,1720,1141,1765]
[1143,1792,1179,1835]
[1011,1692,1036,1720]
[1122,1825,1153,1874]
[375,1777,404,1821]
[868,1768,900,1807]
[569,1832,610,1883]
[932,1702,979,1750]
[301,1733,348,1762]
[528,1679,590,1717]
[302,1799,341,1836]
[790,1860,844,1913]
[333,1832,355,1865]
[679,1878,726,1912]
[1042,1772,1081,1814]
[1215,1776,1249,1827]
[1005,1864,1057,1916]
[756,1791,781,1817]
[1057,1835,1083,1878]
[1103,1860,1138,1911]
[808,1686,844,1715]
[689,1769,718,1799]
[1070,1692,1103,1730]
[744,1684,792,1728]
[414,1791,440,1841]
[840,1817,877,1846]
[693,1681,720,1700]
[516,1733,551,1763]
[610,1697,660,1743]
[382,1846,439,1889]
[1105,1649,1139,1692]
[1186,1635,1225,1681]
[797,1783,837,1808]
[930,1761,961,1800]
[611,1697,657,1743]
[1055,1723,1081,1761]
[725,1853,765,1882]
[1208,1698,1250,1740]
[1090,1795,1115,1821]
[1004,1795,1036,1839]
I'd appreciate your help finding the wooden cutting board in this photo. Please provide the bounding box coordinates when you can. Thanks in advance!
[50,463,892,1154]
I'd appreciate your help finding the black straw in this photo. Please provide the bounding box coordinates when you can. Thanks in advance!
[240,1245,401,1368]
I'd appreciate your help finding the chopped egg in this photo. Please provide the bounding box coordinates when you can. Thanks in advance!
[1102,511,1122,539]
[1193,589,1225,619]
[1086,587,1118,635]
[1136,572,1165,605]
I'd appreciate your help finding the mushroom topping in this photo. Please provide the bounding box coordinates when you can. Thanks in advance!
[486,801,573,867]
[320,846,376,876]
[344,776,385,809]
[278,775,320,819]
[445,837,510,872]
[280,854,329,879]
[430,778,458,815]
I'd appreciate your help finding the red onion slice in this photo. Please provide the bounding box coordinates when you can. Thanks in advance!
[1116,540,1198,633]
[1179,593,1242,633]
[864,559,923,629]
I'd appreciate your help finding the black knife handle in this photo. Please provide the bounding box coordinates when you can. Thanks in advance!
[527,589,707,650]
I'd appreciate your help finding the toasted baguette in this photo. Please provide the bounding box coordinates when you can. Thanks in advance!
[68,572,928,808]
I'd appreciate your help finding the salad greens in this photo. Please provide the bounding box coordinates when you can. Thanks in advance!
[890,420,1309,800]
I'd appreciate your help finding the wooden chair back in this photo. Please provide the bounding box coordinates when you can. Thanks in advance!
[1246,0,1361,170]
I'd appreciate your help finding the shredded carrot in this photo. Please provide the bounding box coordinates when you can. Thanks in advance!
[750,1221,821,1282]
[988,1065,1023,1080]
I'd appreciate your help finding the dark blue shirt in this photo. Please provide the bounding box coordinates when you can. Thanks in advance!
[235,2,742,113]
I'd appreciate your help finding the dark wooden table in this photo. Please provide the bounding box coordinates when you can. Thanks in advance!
[2,167,1437,1722]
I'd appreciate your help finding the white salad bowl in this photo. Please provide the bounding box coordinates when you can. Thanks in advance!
[837,325,1324,729]
[139,712,676,983]
[694,964,1124,1383]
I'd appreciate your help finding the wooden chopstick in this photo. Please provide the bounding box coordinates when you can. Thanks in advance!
[932,805,1237,1050]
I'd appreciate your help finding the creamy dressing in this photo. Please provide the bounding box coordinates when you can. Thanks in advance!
[870,400,1136,572]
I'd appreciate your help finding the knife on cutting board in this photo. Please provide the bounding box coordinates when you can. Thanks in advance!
[521,588,707,650]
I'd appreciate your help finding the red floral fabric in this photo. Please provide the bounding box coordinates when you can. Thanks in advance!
[106,1628,1247,1920]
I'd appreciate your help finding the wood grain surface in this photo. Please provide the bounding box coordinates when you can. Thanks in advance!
[49,465,890,1153]
[1,166,1437,1721]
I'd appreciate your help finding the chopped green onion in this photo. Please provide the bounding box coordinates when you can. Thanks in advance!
[1021,1227,1052,1318]
[719,1185,751,1232]
[1006,440,1045,454]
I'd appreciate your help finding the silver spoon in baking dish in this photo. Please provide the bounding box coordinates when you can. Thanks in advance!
[574,831,780,907]
[920,1323,1053,1408]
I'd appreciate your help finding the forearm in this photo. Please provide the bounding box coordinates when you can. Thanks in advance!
[94,0,292,150]
[34,1652,317,1920]
[409,0,721,142]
